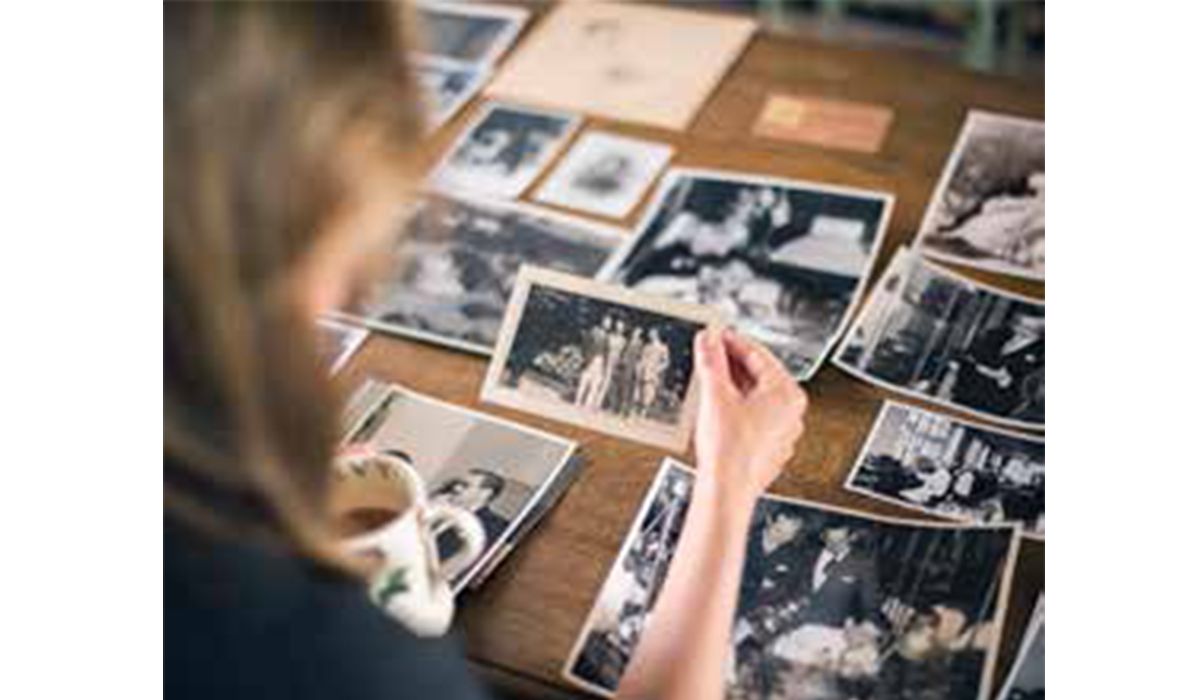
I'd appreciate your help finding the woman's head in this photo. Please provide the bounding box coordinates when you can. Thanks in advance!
[165,2,422,566]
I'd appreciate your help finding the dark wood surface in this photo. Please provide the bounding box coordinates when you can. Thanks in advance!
[340,17,1043,698]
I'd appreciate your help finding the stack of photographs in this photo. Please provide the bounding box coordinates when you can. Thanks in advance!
[600,168,893,381]
[564,458,1020,700]
[342,380,582,593]
[341,193,622,355]
[834,248,1044,431]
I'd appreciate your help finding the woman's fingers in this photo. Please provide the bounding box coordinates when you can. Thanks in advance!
[694,327,734,398]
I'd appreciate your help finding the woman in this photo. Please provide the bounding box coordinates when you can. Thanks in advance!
[165,4,808,700]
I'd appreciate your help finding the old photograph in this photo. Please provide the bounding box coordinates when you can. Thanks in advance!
[600,168,893,380]
[534,131,674,219]
[996,596,1043,700]
[428,102,581,199]
[564,458,1020,700]
[482,266,721,452]
[835,248,1045,430]
[348,193,622,355]
[316,317,368,374]
[342,382,577,591]
[916,111,1045,280]
[413,0,529,66]
[411,55,489,133]
[846,401,1045,538]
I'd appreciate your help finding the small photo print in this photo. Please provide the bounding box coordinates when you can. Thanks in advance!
[534,131,674,219]
[482,266,721,451]
[916,111,1045,280]
[601,168,893,380]
[413,0,529,66]
[428,102,581,199]
[563,458,1019,700]
[996,596,1044,700]
[846,401,1045,538]
[835,248,1045,430]
[342,382,577,591]
[316,318,368,374]
[348,193,622,355]
[411,55,490,133]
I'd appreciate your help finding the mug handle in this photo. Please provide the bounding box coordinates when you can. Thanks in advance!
[424,503,487,584]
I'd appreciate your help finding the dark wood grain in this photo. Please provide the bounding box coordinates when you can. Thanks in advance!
[340,20,1043,698]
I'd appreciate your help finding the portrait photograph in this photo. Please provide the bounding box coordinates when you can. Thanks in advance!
[996,596,1044,700]
[534,130,674,219]
[600,168,893,380]
[347,193,622,355]
[916,111,1045,280]
[342,382,578,592]
[315,317,368,375]
[412,0,529,66]
[411,55,489,133]
[835,248,1045,430]
[564,458,1020,700]
[428,101,581,199]
[845,401,1045,538]
[482,266,721,452]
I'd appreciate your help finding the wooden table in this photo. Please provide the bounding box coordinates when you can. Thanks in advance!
[341,16,1044,699]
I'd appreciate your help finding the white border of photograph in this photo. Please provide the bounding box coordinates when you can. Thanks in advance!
[340,381,578,594]
[598,166,894,382]
[481,265,723,452]
[316,317,369,375]
[996,594,1045,700]
[426,101,582,199]
[533,130,674,220]
[833,247,1045,431]
[844,400,1046,540]
[561,456,1022,699]
[412,0,530,67]
[333,195,627,357]
[914,110,1045,281]
[410,54,491,134]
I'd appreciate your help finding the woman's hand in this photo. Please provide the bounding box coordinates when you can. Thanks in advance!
[691,327,808,511]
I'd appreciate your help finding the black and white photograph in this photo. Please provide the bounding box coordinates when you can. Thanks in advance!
[845,401,1045,538]
[915,111,1045,280]
[316,317,368,374]
[600,168,893,380]
[413,0,529,67]
[346,193,622,355]
[835,248,1045,430]
[996,596,1043,700]
[411,55,490,133]
[564,458,1020,700]
[534,131,674,219]
[342,382,577,592]
[482,266,721,452]
[428,102,581,199]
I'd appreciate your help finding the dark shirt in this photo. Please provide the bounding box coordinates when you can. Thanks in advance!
[166,517,488,700]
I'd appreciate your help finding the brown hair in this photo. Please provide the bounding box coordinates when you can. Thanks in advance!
[164,2,421,569]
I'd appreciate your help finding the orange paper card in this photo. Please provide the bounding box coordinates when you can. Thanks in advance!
[753,95,894,154]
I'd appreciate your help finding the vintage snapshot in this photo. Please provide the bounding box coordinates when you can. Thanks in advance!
[915,111,1045,280]
[342,382,577,591]
[428,101,581,199]
[996,596,1044,700]
[316,317,368,374]
[534,131,674,219]
[600,168,893,380]
[482,266,721,452]
[835,248,1045,430]
[564,458,1020,700]
[411,55,489,133]
[347,193,622,355]
[487,2,756,130]
[412,0,529,67]
[846,401,1045,538]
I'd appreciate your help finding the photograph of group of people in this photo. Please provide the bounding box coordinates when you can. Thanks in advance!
[601,168,892,380]
[847,402,1045,538]
[835,249,1045,430]
[342,382,578,591]
[565,459,1020,700]
[350,194,620,354]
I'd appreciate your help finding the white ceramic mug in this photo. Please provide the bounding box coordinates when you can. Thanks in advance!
[331,449,486,636]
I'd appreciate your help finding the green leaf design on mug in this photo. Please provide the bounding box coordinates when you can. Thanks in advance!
[374,566,409,607]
